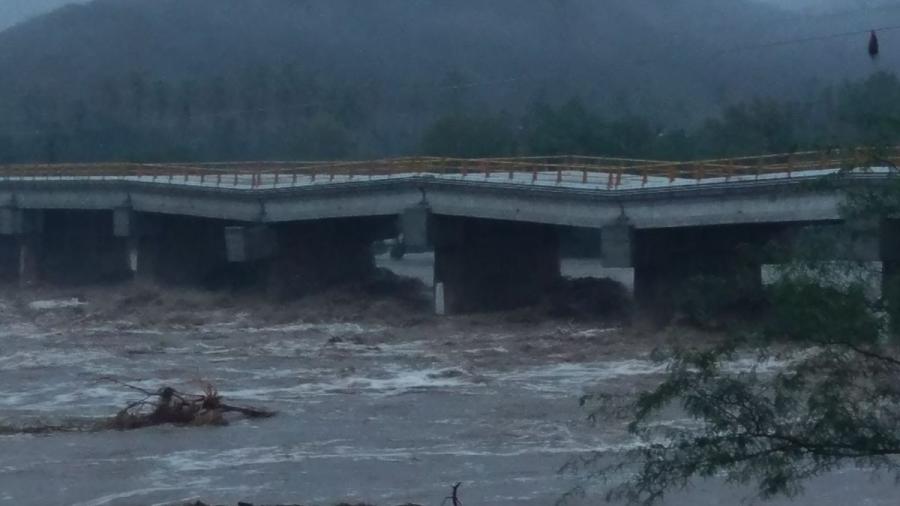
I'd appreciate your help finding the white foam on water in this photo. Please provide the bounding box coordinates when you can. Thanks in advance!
[254,338,427,360]
[2,379,166,411]
[494,360,667,394]
[493,353,801,396]
[462,346,509,355]
[155,439,653,473]
[0,349,117,372]
[256,338,323,357]
[568,327,621,338]
[0,322,44,339]
[244,322,387,335]
[334,366,472,394]
[723,355,798,374]
[323,341,431,358]
[222,366,475,400]
[71,478,211,506]
[27,298,86,310]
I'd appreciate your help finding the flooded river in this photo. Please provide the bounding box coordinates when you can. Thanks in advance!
[0,281,895,505]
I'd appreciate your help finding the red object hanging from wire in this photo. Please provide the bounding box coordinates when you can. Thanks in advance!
[869,30,880,59]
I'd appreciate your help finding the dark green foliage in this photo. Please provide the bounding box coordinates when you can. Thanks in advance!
[5,68,900,163]
[672,274,762,329]
[567,179,900,505]
[884,274,900,337]
[766,278,881,343]
[567,335,900,505]
[420,114,516,157]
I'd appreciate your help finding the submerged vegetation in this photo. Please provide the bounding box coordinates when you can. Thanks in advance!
[1,380,274,435]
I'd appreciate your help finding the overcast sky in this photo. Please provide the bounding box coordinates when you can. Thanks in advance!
[0,0,893,33]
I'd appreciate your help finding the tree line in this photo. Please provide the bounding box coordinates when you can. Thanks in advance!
[2,70,900,164]
[423,71,900,160]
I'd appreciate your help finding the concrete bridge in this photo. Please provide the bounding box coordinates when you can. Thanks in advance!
[1,150,897,313]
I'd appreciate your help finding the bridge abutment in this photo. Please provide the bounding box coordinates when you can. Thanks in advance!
[433,216,560,314]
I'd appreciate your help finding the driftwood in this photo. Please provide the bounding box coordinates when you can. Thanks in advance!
[102,378,275,430]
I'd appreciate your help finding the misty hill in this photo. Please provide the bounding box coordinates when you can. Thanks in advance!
[0,0,897,162]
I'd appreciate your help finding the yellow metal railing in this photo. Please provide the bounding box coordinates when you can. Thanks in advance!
[0,147,896,189]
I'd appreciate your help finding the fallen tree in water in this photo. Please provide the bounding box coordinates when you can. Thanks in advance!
[103,379,275,430]
[1,381,274,435]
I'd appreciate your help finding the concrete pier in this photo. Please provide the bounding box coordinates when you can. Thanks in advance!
[433,216,560,314]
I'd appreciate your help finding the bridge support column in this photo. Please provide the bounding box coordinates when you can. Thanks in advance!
[116,211,164,284]
[17,234,41,287]
[400,204,431,251]
[0,208,43,286]
[225,225,277,263]
[114,207,142,278]
[602,223,634,268]
[433,216,560,315]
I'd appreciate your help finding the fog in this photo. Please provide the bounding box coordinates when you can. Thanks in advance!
[0,0,897,162]
[0,0,86,31]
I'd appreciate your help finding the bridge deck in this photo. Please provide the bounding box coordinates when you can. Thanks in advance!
[0,166,892,192]
[0,148,896,192]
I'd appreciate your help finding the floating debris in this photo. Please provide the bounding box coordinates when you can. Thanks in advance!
[104,379,275,430]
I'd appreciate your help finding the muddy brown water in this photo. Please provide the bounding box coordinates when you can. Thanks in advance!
[0,285,895,506]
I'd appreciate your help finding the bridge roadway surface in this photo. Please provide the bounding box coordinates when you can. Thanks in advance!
[0,161,893,230]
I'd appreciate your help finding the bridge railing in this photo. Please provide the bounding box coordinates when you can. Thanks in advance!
[0,147,896,189]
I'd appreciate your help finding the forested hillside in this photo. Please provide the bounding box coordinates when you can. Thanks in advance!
[0,0,898,162]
